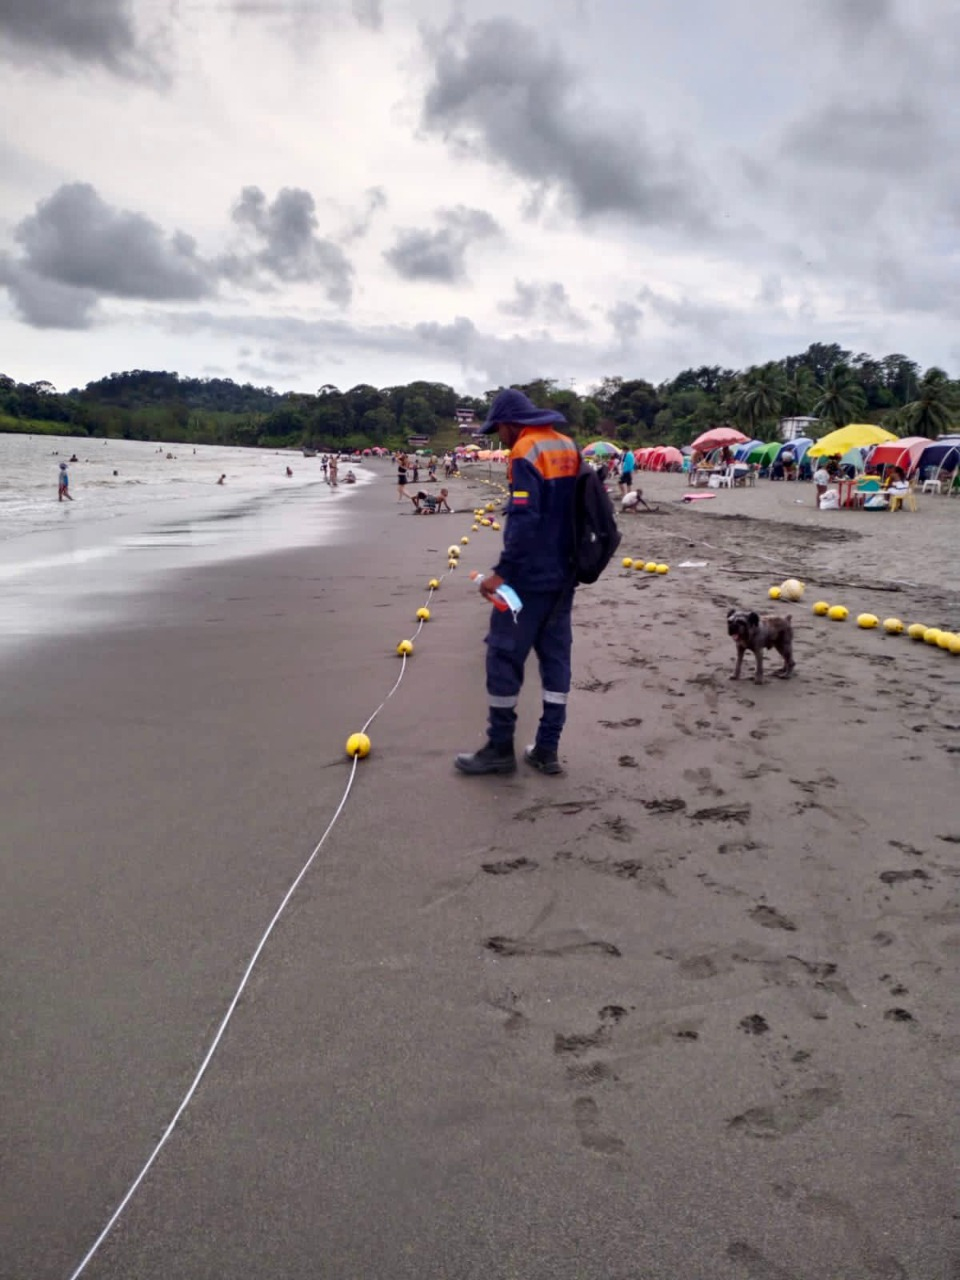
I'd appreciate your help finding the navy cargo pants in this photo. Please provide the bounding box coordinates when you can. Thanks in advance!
[485,587,574,751]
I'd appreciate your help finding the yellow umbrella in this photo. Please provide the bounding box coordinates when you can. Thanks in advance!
[807,423,897,457]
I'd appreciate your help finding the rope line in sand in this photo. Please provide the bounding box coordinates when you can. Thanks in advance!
[67,569,448,1279]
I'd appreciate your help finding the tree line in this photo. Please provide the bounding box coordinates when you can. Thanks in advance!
[1,344,956,450]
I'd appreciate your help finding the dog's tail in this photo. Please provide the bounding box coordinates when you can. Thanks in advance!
[784,617,793,633]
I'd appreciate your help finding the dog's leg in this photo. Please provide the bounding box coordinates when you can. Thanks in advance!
[775,636,795,678]
[731,644,744,680]
[753,645,765,685]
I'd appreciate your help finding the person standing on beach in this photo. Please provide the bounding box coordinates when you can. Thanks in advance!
[455,389,579,777]
[329,456,339,487]
[618,446,635,498]
[58,462,73,501]
[397,453,408,501]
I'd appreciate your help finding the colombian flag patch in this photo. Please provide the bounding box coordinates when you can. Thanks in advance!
[511,490,529,506]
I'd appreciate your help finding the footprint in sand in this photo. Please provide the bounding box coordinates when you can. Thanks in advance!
[879,869,930,885]
[554,1028,609,1056]
[572,1097,625,1155]
[690,803,752,824]
[599,717,644,729]
[481,856,538,875]
[727,1082,842,1138]
[797,1192,908,1279]
[749,904,798,932]
[726,1241,799,1280]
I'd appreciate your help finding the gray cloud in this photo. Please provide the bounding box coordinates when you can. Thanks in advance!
[0,183,212,326]
[351,0,382,30]
[224,186,354,305]
[163,308,591,389]
[421,17,709,229]
[341,185,387,243]
[499,280,585,328]
[0,0,166,83]
[780,97,936,174]
[0,255,99,328]
[606,301,643,346]
[384,206,501,283]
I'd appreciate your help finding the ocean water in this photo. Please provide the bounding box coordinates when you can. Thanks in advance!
[0,434,372,650]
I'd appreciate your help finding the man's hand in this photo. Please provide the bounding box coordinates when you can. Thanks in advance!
[479,572,504,603]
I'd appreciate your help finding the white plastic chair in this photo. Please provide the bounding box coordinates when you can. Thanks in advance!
[921,470,944,495]
[714,466,736,489]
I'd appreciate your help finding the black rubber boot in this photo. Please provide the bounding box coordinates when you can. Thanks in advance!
[523,744,563,775]
[454,740,517,776]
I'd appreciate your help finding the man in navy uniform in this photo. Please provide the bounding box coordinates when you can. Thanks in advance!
[455,389,580,777]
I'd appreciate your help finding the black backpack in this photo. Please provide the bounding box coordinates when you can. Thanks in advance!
[572,456,622,584]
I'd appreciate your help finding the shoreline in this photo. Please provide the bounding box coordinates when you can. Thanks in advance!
[2,469,957,1279]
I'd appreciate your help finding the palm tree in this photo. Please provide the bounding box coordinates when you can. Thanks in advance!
[813,364,865,428]
[731,364,784,440]
[902,368,957,437]
[782,367,818,417]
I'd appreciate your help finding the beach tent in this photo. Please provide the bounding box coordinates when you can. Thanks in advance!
[648,445,683,471]
[917,441,960,478]
[634,447,656,468]
[839,446,869,472]
[867,436,931,476]
[747,441,780,467]
[777,437,813,462]
[807,423,896,457]
[734,439,763,461]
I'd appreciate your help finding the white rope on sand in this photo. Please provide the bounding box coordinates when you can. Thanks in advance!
[68,581,442,1279]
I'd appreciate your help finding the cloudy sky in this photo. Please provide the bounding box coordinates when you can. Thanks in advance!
[1,0,959,395]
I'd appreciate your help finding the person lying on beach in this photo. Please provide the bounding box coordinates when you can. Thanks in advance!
[410,489,451,513]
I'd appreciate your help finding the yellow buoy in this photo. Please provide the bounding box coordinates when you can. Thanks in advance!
[769,586,781,600]
[396,639,413,656]
[486,503,496,512]
[621,557,634,568]
[416,607,431,621]
[461,536,470,545]
[655,564,669,575]
[812,601,830,616]
[428,578,440,590]
[471,524,478,532]
[644,561,658,572]
[923,627,942,646]
[857,613,879,629]
[346,732,371,759]
[882,618,904,634]
[633,559,645,570]
[907,623,928,640]
[480,518,491,526]
[948,634,960,655]
[491,521,501,531]
[827,605,848,621]
[448,559,458,569]
[447,545,460,558]
[937,630,954,650]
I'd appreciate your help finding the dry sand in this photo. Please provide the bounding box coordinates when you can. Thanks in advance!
[1,465,958,1280]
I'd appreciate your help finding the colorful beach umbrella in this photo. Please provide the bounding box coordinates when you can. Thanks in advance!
[582,440,621,458]
[807,424,896,457]
[691,427,749,450]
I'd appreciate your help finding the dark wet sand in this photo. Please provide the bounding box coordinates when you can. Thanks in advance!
[2,466,958,1280]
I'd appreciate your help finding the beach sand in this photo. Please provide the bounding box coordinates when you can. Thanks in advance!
[2,466,958,1279]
